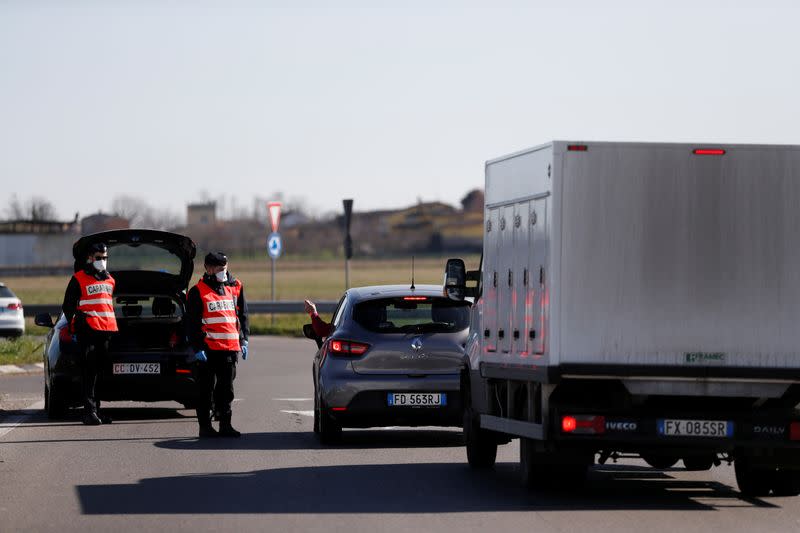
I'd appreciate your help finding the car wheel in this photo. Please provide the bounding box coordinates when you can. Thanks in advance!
[464,406,497,468]
[317,398,342,445]
[735,458,774,497]
[45,381,67,419]
[641,453,679,469]
[312,384,320,435]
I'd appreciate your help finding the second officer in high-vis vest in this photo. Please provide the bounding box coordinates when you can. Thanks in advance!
[186,251,249,438]
[61,242,118,426]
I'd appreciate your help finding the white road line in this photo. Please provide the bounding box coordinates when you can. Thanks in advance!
[280,409,314,417]
[274,398,312,401]
[0,400,44,439]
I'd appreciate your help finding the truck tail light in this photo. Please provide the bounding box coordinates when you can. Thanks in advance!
[561,415,606,435]
[328,339,370,357]
[693,148,726,156]
[790,422,800,441]
[567,144,588,152]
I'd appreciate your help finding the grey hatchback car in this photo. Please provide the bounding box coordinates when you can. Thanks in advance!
[306,285,471,443]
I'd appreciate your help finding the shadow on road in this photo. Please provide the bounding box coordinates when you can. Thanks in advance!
[6,407,193,428]
[76,462,777,515]
[154,429,464,451]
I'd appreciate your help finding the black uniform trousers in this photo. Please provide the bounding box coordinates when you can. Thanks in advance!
[195,350,238,425]
[78,330,112,414]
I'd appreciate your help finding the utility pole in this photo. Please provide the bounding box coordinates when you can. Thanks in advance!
[343,199,353,289]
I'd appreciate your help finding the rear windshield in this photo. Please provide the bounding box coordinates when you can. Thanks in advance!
[353,297,470,334]
[114,295,183,320]
[0,286,15,298]
[108,244,182,275]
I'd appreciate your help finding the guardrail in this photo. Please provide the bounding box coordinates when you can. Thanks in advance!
[23,301,339,318]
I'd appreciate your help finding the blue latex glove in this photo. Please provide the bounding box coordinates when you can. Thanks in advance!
[193,350,207,363]
[241,340,248,360]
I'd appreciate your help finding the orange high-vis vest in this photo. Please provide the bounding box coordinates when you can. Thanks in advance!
[197,278,241,351]
[73,270,118,332]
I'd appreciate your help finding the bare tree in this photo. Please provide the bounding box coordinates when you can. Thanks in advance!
[5,195,59,221]
[111,195,182,230]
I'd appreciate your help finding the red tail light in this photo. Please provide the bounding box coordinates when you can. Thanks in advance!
[331,407,347,412]
[790,422,800,441]
[175,369,192,375]
[7,302,21,310]
[561,414,606,435]
[567,144,588,152]
[58,327,74,345]
[693,148,726,156]
[328,339,370,357]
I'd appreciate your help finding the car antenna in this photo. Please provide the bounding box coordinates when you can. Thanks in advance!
[410,255,415,291]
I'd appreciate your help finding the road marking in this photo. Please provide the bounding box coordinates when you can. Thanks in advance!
[0,400,44,439]
[281,409,314,417]
[274,398,312,401]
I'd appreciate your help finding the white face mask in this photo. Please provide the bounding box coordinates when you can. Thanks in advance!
[93,259,107,272]
[215,269,227,282]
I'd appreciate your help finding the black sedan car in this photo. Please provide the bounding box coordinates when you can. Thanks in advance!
[304,285,471,443]
[36,230,199,418]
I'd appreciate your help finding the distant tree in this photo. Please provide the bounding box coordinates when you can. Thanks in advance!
[460,189,484,212]
[111,195,181,230]
[5,194,59,221]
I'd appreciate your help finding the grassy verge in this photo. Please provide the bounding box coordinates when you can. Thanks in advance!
[248,313,311,338]
[0,335,45,366]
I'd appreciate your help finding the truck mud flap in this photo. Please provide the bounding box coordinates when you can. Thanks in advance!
[481,414,544,440]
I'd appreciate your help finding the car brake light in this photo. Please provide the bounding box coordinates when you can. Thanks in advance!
[7,302,21,310]
[328,339,370,356]
[567,144,588,152]
[561,414,605,435]
[403,296,428,301]
[790,422,800,441]
[176,369,192,375]
[331,407,347,412]
[693,148,726,156]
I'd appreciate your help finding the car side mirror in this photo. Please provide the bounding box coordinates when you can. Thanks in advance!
[35,313,55,328]
[443,258,467,301]
[303,324,323,349]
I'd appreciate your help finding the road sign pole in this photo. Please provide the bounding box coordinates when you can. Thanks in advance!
[271,257,276,325]
[343,199,353,290]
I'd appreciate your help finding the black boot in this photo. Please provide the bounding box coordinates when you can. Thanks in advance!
[199,424,219,438]
[98,412,112,424]
[83,411,102,426]
[218,414,241,438]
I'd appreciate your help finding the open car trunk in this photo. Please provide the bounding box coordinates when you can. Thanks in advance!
[108,294,187,352]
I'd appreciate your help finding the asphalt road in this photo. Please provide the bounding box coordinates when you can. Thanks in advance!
[2,336,800,532]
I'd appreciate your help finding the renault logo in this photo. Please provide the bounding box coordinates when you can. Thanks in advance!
[411,337,423,351]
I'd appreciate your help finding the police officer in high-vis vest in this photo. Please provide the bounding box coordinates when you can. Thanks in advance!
[61,242,118,426]
[186,251,249,438]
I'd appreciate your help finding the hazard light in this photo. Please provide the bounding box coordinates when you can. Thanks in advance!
[561,414,606,435]
[693,148,726,156]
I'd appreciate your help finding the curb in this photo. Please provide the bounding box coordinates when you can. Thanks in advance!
[0,362,44,375]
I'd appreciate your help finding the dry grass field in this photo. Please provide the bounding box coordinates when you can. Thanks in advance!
[0,256,480,363]
[4,255,480,304]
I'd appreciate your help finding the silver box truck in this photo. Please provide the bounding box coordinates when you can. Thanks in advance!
[444,141,800,495]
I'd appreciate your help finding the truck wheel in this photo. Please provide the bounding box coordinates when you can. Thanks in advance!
[641,453,679,469]
[735,458,773,497]
[45,382,67,420]
[520,438,588,490]
[683,455,714,471]
[464,408,497,468]
[772,469,800,497]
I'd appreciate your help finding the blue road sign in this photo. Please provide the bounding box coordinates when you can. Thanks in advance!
[267,232,282,260]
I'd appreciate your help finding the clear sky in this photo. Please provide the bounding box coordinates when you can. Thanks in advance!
[2,0,799,221]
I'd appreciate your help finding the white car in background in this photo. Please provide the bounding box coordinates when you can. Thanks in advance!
[0,283,25,337]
